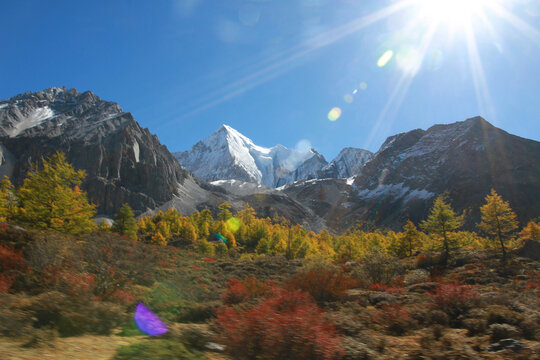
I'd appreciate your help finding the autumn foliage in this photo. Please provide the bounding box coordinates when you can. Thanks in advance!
[286,266,358,303]
[217,288,344,360]
[428,282,479,320]
[221,277,276,305]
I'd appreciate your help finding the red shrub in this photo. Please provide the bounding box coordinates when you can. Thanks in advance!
[372,303,411,335]
[216,288,344,360]
[286,268,358,303]
[222,277,275,305]
[369,283,405,294]
[0,244,25,271]
[58,271,95,298]
[202,257,215,262]
[0,273,14,293]
[525,275,540,290]
[428,282,479,320]
[107,289,136,305]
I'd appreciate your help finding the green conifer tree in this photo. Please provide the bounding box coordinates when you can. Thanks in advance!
[111,203,138,240]
[421,195,463,265]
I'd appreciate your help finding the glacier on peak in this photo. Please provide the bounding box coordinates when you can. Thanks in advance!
[174,125,374,188]
[175,124,319,187]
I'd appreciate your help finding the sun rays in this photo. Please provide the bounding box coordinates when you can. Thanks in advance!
[163,0,540,138]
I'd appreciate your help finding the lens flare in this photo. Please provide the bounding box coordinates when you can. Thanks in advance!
[328,107,342,121]
[344,94,354,103]
[134,303,168,336]
[359,82,368,90]
[377,50,394,67]
[226,217,241,233]
[214,233,227,244]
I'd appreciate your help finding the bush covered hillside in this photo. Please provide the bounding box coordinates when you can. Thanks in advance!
[0,153,539,359]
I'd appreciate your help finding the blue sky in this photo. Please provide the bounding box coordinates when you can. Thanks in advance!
[1,0,539,159]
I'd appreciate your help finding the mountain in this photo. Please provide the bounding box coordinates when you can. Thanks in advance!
[174,125,326,187]
[0,87,228,216]
[174,125,373,188]
[283,117,540,231]
[319,147,373,179]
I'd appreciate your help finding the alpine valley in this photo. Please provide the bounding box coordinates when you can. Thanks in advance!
[1,87,539,232]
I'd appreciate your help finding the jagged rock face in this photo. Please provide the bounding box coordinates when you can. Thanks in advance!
[0,87,216,216]
[319,147,373,179]
[350,117,540,228]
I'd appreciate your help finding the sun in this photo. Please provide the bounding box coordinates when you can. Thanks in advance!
[418,0,490,28]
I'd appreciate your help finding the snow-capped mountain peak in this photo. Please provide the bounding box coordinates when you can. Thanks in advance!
[175,125,323,187]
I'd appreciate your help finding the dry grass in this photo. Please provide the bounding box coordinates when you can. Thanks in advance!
[0,335,141,360]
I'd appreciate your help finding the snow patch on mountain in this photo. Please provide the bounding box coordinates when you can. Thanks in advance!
[11,106,55,137]
[319,147,373,179]
[357,183,434,201]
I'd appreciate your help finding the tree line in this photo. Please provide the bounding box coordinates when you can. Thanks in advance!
[1,152,538,263]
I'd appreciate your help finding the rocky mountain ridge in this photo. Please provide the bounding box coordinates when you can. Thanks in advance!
[1,88,539,233]
[0,87,228,216]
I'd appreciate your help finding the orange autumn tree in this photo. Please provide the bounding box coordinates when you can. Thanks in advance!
[16,152,96,235]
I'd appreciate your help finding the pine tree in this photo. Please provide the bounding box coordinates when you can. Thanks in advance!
[111,203,138,240]
[178,221,197,244]
[519,221,540,242]
[16,152,96,234]
[478,189,518,262]
[421,195,463,265]
[398,220,421,257]
[217,202,233,221]
[0,176,16,222]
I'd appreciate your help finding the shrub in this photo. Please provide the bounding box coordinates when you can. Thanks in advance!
[221,277,275,306]
[0,273,15,293]
[428,310,450,326]
[371,303,412,336]
[415,252,437,269]
[368,283,404,294]
[177,324,213,349]
[176,301,218,323]
[519,318,538,340]
[463,318,487,336]
[341,337,374,360]
[485,305,522,326]
[287,266,357,303]
[356,248,404,285]
[488,323,520,342]
[0,244,26,271]
[428,282,479,321]
[114,340,204,360]
[403,269,430,285]
[216,288,344,360]
[195,240,214,257]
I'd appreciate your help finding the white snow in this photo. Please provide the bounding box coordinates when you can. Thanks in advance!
[10,106,54,137]
[322,148,372,178]
[346,176,356,185]
[357,182,434,202]
[176,125,319,187]
[133,140,140,163]
[0,103,9,109]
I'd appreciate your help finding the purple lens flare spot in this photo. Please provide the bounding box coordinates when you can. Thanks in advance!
[134,303,168,336]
